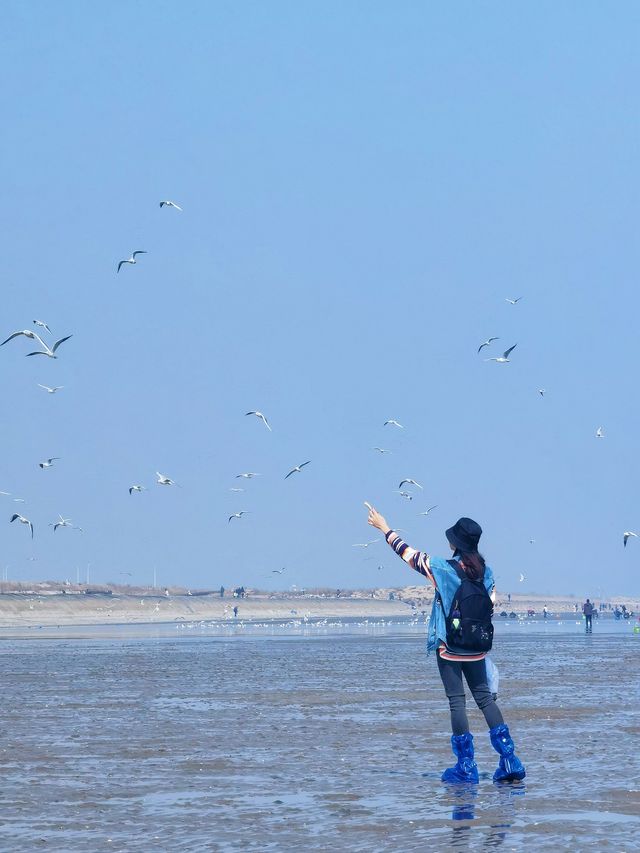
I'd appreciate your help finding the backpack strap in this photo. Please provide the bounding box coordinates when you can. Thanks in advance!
[447,559,467,583]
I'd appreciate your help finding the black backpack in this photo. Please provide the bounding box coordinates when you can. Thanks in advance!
[444,560,494,653]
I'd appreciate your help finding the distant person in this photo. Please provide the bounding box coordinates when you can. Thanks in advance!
[574,603,579,613]
[543,605,548,619]
[219,586,225,598]
[507,593,511,603]
[583,598,594,633]
[233,605,239,618]
[366,506,525,784]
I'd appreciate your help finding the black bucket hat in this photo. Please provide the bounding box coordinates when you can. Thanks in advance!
[446,517,482,552]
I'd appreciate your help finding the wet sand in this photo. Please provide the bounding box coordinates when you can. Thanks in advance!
[0,619,637,850]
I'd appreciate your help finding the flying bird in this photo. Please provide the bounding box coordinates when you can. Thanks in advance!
[117,250,147,273]
[477,337,499,354]
[228,511,250,523]
[623,531,638,547]
[519,573,525,582]
[236,473,260,479]
[156,471,178,486]
[245,411,272,431]
[33,320,51,334]
[39,458,60,469]
[396,491,413,501]
[129,485,147,495]
[229,487,244,492]
[352,540,379,548]
[505,297,523,305]
[285,461,311,480]
[596,427,604,439]
[418,505,438,516]
[399,478,423,490]
[50,515,82,533]
[272,568,286,574]
[485,344,517,364]
[1,329,47,348]
[26,335,73,359]
[10,514,33,538]
[384,419,404,428]
[373,447,391,454]
[38,384,63,394]
[538,389,546,397]
[159,200,182,210]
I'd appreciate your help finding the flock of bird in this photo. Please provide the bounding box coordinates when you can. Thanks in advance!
[3,204,632,595]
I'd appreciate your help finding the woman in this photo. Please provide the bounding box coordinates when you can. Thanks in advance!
[366,506,525,783]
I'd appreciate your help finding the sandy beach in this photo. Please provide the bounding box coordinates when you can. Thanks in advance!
[0,585,635,629]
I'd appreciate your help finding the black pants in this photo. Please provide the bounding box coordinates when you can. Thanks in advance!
[585,614,592,633]
[437,654,504,736]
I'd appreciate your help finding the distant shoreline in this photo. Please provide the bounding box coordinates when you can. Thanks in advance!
[0,587,635,629]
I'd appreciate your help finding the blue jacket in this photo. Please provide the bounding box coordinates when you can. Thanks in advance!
[426,557,495,654]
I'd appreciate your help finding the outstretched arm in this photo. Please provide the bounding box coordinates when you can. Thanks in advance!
[366,504,434,584]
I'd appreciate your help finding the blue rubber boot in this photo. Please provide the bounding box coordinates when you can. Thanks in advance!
[489,724,526,782]
[441,732,479,783]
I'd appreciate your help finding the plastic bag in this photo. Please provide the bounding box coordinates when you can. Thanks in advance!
[485,656,500,697]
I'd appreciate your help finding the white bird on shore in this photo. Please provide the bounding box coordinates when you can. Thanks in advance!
[10,514,33,538]
[399,478,423,490]
[159,200,182,211]
[506,297,523,305]
[228,511,250,523]
[38,384,63,394]
[373,447,391,454]
[26,335,73,359]
[285,461,311,480]
[1,329,47,348]
[245,411,272,431]
[485,344,517,364]
[236,472,260,479]
[596,426,604,438]
[418,505,438,516]
[39,457,60,469]
[623,531,637,547]
[129,485,147,495]
[117,250,147,273]
[477,337,499,354]
[396,491,413,501]
[156,471,178,486]
[384,419,404,428]
[33,320,51,334]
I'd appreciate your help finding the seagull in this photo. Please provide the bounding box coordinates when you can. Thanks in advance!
[398,478,423,490]
[352,540,379,548]
[529,539,536,544]
[477,337,499,354]
[39,458,60,469]
[159,200,182,211]
[38,384,63,394]
[228,512,250,523]
[396,491,413,501]
[129,485,147,495]
[117,250,147,273]
[245,411,272,431]
[236,473,260,479]
[384,419,404,428]
[485,344,517,363]
[418,505,438,516]
[285,461,311,480]
[505,297,523,305]
[156,471,178,486]
[33,320,51,334]
[10,514,33,538]
[538,389,546,397]
[229,487,245,492]
[1,329,47,348]
[373,447,391,454]
[50,515,82,533]
[596,427,604,439]
[519,573,525,582]
[272,568,286,574]
[26,335,73,359]
[0,491,10,496]
[623,531,638,547]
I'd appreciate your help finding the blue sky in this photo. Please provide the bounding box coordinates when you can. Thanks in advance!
[1,1,639,597]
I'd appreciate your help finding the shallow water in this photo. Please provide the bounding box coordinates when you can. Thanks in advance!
[0,619,638,851]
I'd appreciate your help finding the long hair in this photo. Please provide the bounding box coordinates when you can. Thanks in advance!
[454,549,486,581]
